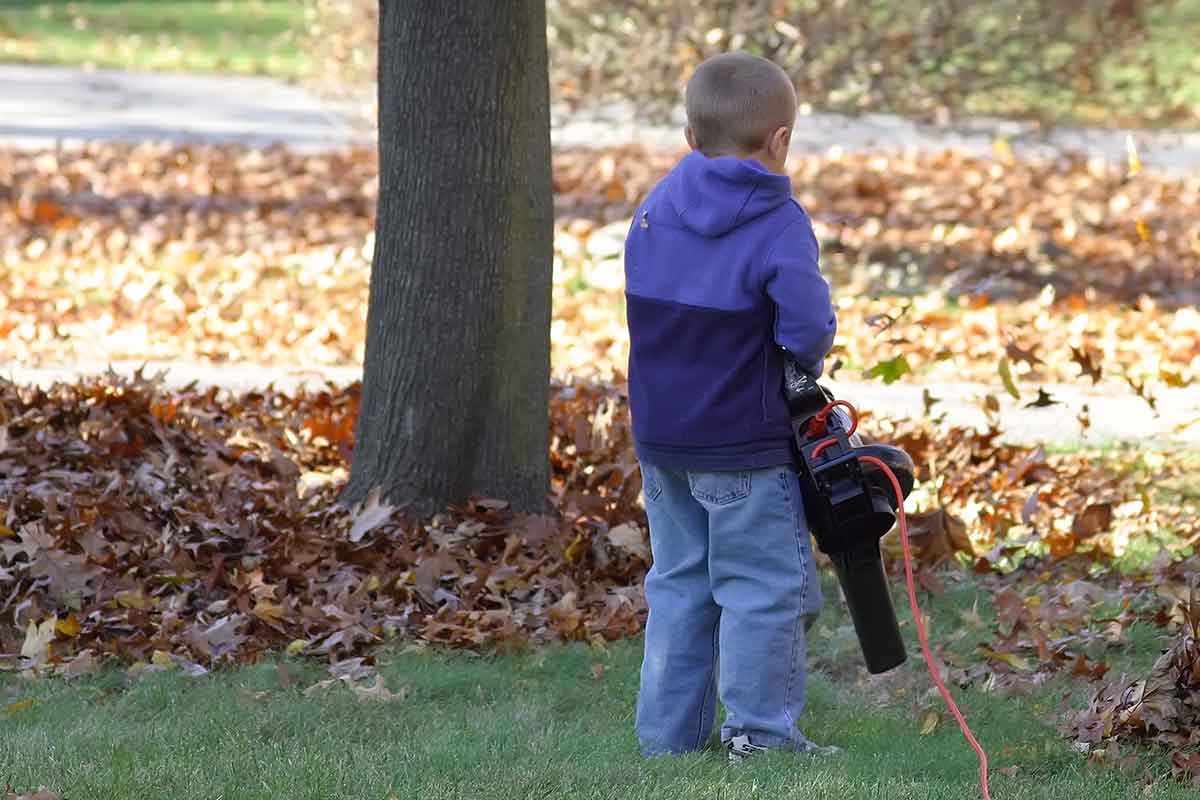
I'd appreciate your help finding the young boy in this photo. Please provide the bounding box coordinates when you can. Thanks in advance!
[624,52,841,763]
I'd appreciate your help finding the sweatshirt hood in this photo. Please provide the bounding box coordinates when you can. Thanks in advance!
[665,150,794,237]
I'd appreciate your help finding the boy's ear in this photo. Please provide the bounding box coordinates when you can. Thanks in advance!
[685,126,700,152]
[768,125,791,159]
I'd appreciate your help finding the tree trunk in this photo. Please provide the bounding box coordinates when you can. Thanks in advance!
[342,1,553,514]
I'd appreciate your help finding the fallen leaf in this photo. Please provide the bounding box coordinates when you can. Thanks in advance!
[993,136,1015,164]
[564,532,588,563]
[979,645,1031,671]
[277,662,296,689]
[865,355,911,385]
[351,675,409,703]
[1070,346,1103,384]
[1125,133,1141,176]
[1,523,54,565]
[54,615,81,638]
[982,393,1001,417]
[190,616,248,660]
[1124,374,1158,413]
[1072,503,1114,539]
[885,508,971,563]
[59,650,99,679]
[607,522,650,562]
[1005,341,1043,367]
[20,617,56,665]
[1159,367,1190,388]
[921,388,941,416]
[960,599,986,630]
[1021,492,1039,525]
[348,486,397,542]
[998,357,1020,400]
[116,589,153,610]
[328,657,375,683]
[303,677,344,698]
[4,698,36,716]
[1025,388,1061,408]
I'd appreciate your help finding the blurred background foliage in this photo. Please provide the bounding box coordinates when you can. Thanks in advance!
[2,0,1195,126]
[0,0,310,76]
[305,0,1200,127]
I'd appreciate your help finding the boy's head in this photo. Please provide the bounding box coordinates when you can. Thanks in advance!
[684,52,796,174]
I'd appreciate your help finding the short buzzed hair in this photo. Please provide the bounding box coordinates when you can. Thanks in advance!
[685,52,797,156]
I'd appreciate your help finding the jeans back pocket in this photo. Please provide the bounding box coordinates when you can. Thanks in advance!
[640,463,663,503]
[687,471,751,506]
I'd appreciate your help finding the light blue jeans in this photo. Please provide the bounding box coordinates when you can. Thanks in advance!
[635,463,823,756]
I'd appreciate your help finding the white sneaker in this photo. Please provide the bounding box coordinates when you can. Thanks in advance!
[726,735,769,765]
[725,734,844,765]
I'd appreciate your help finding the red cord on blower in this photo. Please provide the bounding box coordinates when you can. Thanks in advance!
[808,399,859,437]
[857,454,993,800]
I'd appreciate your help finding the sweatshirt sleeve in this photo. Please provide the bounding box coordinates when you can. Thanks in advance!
[764,216,837,377]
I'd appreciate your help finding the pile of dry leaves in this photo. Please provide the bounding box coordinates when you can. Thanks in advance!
[1062,583,1200,787]
[0,372,645,675]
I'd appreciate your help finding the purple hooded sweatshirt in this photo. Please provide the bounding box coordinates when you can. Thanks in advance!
[623,150,837,471]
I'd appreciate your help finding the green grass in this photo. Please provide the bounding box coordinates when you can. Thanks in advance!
[1091,0,1200,125]
[907,0,1200,126]
[0,0,310,77]
[2,571,1192,799]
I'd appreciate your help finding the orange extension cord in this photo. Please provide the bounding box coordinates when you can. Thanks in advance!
[857,454,993,800]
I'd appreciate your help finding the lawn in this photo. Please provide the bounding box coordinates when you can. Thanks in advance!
[2,572,1190,800]
[0,0,309,77]
[957,0,1200,126]
[1096,0,1200,124]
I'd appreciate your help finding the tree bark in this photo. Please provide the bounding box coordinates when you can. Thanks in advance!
[342,1,553,513]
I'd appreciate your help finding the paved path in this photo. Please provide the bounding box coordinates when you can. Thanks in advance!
[0,64,369,152]
[552,104,1200,175]
[2,361,1196,447]
[2,64,1200,173]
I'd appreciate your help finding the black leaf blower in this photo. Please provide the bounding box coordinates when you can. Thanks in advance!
[783,354,916,674]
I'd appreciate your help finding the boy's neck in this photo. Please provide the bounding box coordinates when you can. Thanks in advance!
[705,147,787,175]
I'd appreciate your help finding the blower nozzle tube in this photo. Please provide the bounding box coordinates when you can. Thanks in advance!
[830,542,907,673]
